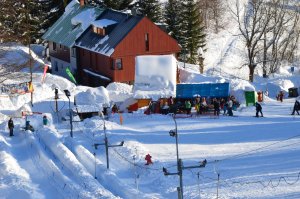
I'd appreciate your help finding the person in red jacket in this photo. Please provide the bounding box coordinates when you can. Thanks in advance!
[145,154,153,165]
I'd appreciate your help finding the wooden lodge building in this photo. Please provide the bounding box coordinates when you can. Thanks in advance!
[43,0,181,87]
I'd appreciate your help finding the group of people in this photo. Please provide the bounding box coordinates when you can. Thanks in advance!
[7,115,48,137]
[149,95,240,117]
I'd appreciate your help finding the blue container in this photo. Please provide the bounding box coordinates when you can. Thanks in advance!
[176,83,230,99]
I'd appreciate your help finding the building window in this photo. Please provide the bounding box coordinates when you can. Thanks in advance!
[71,48,76,57]
[145,33,149,51]
[54,61,58,72]
[115,58,122,70]
[59,44,62,49]
[53,42,56,51]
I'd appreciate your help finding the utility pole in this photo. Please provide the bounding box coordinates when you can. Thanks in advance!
[54,88,59,112]
[163,114,207,199]
[29,44,33,107]
[64,90,73,138]
[93,114,124,169]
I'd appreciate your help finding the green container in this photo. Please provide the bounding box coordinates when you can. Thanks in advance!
[245,91,256,106]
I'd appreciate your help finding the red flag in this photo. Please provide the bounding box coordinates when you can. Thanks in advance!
[41,65,48,83]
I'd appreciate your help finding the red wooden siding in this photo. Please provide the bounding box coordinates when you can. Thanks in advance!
[112,17,181,83]
[77,48,113,86]
[49,41,70,62]
[77,16,180,86]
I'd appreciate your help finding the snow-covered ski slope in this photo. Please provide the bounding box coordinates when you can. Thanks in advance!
[0,69,300,198]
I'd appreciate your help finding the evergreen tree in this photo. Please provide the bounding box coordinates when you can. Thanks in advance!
[87,0,133,10]
[0,0,64,44]
[0,0,35,44]
[40,0,64,37]
[180,0,206,64]
[135,0,163,23]
[164,0,183,45]
[103,0,133,10]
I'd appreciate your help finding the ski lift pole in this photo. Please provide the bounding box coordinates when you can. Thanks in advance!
[95,114,124,169]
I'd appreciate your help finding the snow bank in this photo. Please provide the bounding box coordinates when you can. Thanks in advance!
[37,126,118,199]
[230,79,256,103]
[0,43,44,72]
[0,135,44,199]
[74,145,145,199]
[106,82,133,103]
[75,86,110,105]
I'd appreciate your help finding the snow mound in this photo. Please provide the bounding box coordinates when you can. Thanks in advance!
[106,82,133,103]
[75,86,110,106]
[0,43,44,72]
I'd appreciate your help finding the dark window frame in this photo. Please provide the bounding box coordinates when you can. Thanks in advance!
[145,33,149,51]
[71,48,76,57]
[115,58,123,70]
[53,42,57,51]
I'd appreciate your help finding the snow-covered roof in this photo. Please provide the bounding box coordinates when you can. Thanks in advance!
[133,55,177,100]
[42,0,104,48]
[75,9,143,57]
[74,104,101,113]
[91,19,117,28]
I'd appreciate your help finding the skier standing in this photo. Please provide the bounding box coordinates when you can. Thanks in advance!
[8,118,14,136]
[255,102,263,117]
[291,98,300,115]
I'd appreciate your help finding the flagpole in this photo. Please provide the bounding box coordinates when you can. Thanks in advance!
[29,44,33,107]
[26,1,33,107]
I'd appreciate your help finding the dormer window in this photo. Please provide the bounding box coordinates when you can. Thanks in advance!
[93,26,105,36]
[91,19,117,36]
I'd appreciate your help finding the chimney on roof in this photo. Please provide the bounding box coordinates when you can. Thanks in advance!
[80,0,85,7]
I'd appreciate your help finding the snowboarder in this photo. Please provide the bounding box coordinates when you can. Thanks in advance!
[255,102,263,117]
[145,154,153,165]
[8,118,14,136]
[43,115,48,125]
[291,99,300,115]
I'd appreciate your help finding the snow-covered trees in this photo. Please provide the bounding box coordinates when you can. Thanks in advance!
[87,0,133,10]
[180,0,206,64]
[164,0,206,65]
[234,0,300,82]
[38,0,65,39]
[164,0,182,43]
[0,0,64,44]
[198,0,224,33]
[135,0,163,23]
